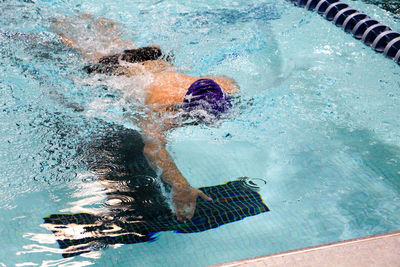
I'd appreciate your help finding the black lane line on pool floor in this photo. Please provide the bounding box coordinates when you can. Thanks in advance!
[288,0,400,65]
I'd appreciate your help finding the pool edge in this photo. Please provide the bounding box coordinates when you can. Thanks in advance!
[213,230,400,266]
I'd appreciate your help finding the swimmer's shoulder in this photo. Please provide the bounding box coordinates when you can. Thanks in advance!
[145,72,198,106]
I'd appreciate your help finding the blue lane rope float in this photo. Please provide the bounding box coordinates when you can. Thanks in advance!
[288,0,400,65]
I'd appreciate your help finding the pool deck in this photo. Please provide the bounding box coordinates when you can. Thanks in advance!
[214,231,400,267]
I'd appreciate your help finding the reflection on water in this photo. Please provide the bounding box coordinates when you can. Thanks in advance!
[42,122,269,258]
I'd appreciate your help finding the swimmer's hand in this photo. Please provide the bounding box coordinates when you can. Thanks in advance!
[172,185,212,222]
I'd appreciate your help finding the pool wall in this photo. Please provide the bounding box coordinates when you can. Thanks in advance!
[215,230,400,266]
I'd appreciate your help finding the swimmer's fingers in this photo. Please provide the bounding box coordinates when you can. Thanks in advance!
[176,214,184,221]
[175,202,195,222]
[182,190,211,220]
[173,187,212,222]
[180,202,196,221]
[197,190,212,202]
[59,33,75,48]
[187,203,196,220]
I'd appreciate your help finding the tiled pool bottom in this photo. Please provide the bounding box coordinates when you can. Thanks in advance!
[215,231,400,266]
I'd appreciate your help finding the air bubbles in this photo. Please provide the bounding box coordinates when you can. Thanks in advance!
[90,242,107,251]
[78,172,97,183]
[88,163,118,177]
[104,194,135,207]
[105,198,123,206]
[238,177,267,191]
[129,175,159,188]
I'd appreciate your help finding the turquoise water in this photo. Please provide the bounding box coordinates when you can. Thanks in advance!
[1,0,400,266]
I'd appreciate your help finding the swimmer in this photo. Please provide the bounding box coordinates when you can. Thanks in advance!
[53,14,239,221]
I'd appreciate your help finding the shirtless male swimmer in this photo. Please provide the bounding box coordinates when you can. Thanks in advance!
[55,14,239,222]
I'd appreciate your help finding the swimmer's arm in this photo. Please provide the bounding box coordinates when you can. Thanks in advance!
[141,115,211,221]
[142,119,189,188]
[52,13,134,61]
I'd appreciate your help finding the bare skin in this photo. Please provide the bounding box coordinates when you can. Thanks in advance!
[54,13,134,61]
[53,14,239,221]
[141,72,238,221]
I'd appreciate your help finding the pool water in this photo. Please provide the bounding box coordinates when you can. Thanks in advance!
[1,0,399,266]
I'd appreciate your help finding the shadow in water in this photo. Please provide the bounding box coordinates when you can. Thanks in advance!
[335,127,400,191]
[334,126,400,234]
[43,122,269,258]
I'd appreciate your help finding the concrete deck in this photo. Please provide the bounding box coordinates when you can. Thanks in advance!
[214,231,400,267]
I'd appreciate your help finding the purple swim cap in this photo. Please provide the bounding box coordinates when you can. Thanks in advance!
[183,79,232,117]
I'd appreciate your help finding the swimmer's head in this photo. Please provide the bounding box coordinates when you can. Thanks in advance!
[182,79,232,118]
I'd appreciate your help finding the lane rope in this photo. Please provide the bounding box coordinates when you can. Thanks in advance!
[287,0,400,65]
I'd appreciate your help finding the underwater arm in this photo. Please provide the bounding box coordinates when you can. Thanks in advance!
[141,113,211,221]
[51,13,134,61]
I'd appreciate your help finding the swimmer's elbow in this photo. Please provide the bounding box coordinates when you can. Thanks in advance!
[143,133,166,159]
